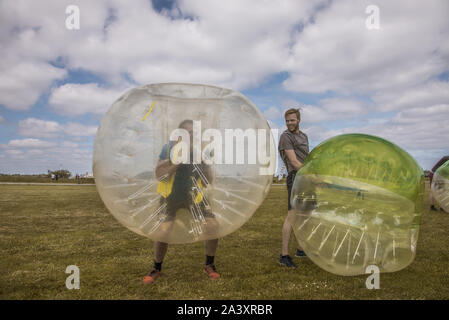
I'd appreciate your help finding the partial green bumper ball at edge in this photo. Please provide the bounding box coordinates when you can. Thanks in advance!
[291,134,425,276]
[431,160,449,212]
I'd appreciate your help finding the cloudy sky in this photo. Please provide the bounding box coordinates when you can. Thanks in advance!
[0,0,448,174]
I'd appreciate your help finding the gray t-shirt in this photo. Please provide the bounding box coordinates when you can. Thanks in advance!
[278,129,309,173]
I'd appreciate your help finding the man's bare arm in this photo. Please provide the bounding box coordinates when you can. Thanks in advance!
[155,159,179,180]
[284,149,303,171]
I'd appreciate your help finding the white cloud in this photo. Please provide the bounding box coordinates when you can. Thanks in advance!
[0,0,68,110]
[6,138,57,149]
[392,104,449,124]
[374,81,449,112]
[1,0,448,105]
[3,0,447,111]
[302,125,344,144]
[0,62,66,110]
[63,122,98,137]
[17,117,98,139]
[359,121,449,154]
[0,0,448,173]
[300,104,331,123]
[263,106,282,121]
[319,98,366,114]
[60,141,79,148]
[303,121,448,169]
[367,118,389,125]
[284,0,449,95]
[27,149,45,156]
[5,149,24,156]
[303,111,449,161]
[280,97,368,124]
[299,97,449,170]
[49,83,124,116]
[0,137,93,174]
[1,0,320,94]
[18,118,61,138]
[0,0,110,111]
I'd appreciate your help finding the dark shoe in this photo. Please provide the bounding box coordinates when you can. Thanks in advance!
[431,205,437,211]
[278,255,297,268]
[204,264,220,279]
[295,249,307,258]
[142,269,161,284]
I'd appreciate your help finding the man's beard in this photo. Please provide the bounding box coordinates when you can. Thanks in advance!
[288,123,298,132]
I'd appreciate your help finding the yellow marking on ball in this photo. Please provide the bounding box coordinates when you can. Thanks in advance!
[142,101,156,121]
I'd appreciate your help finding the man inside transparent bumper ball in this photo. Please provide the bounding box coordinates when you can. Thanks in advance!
[143,119,220,284]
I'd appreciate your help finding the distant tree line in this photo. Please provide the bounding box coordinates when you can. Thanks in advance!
[47,169,71,179]
[0,170,94,184]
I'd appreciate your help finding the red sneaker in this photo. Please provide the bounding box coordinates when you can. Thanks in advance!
[142,269,161,284]
[204,265,220,280]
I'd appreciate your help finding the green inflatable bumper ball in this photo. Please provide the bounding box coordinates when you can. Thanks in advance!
[431,160,449,212]
[291,134,424,276]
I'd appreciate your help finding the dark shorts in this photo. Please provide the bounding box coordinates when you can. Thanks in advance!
[287,170,317,212]
[287,170,297,211]
[160,197,215,221]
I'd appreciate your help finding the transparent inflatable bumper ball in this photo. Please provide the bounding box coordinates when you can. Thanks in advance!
[431,160,449,212]
[93,83,275,244]
[290,134,424,276]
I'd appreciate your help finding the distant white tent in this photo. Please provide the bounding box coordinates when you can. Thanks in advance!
[80,172,94,178]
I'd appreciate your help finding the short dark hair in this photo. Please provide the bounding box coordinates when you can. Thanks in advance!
[178,119,193,129]
[284,108,300,121]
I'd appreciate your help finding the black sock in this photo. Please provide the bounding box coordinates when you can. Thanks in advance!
[206,255,215,266]
[154,261,162,271]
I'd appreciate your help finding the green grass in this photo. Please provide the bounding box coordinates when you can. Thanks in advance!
[0,175,94,184]
[0,182,448,299]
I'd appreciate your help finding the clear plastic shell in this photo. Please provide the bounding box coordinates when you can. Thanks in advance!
[291,134,424,276]
[93,83,274,244]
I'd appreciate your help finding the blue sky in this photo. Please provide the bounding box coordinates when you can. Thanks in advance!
[1,0,448,174]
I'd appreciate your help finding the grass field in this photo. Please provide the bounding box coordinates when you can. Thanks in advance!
[0,175,94,184]
[0,182,448,299]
